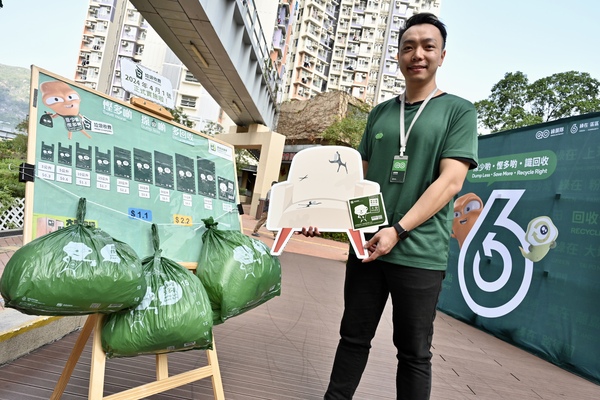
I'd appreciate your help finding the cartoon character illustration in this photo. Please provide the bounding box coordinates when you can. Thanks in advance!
[175,153,195,193]
[451,193,484,248]
[40,80,91,140]
[354,203,369,223]
[76,143,92,170]
[95,146,111,175]
[197,157,216,198]
[40,141,54,162]
[59,241,96,275]
[134,148,154,184]
[233,244,256,279]
[114,146,132,179]
[57,142,72,166]
[218,182,228,198]
[519,216,558,262]
[154,151,174,189]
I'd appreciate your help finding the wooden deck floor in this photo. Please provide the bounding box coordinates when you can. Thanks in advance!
[1,249,599,399]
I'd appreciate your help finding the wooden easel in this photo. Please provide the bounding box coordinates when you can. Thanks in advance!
[50,262,225,399]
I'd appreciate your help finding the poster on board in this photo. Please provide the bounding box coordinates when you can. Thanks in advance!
[26,66,241,263]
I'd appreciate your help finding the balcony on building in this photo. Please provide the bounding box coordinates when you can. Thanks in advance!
[136,29,147,44]
[119,39,135,57]
[354,0,367,13]
[272,29,285,54]
[88,6,98,20]
[75,67,88,83]
[133,45,144,61]
[301,55,314,70]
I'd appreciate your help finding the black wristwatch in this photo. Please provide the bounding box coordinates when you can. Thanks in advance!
[392,222,410,241]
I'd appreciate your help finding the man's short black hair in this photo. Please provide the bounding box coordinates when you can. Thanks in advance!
[398,12,447,49]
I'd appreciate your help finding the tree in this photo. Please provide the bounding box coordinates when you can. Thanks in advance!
[475,71,600,132]
[15,114,29,133]
[202,121,225,136]
[475,72,542,132]
[0,133,27,214]
[234,148,257,178]
[528,71,600,122]
[321,102,371,149]
[166,106,195,128]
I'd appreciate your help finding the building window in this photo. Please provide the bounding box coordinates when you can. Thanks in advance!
[180,95,197,108]
[184,71,199,83]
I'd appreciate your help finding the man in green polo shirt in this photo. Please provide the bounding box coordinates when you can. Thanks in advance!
[309,12,479,400]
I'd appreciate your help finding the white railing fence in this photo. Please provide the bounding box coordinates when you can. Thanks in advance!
[0,198,25,231]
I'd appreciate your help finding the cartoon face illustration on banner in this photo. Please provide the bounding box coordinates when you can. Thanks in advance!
[452,193,484,248]
[40,80,91,140]
[519,216,558,262]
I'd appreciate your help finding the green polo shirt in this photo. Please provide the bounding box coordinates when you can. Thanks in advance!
[358,93,478,270]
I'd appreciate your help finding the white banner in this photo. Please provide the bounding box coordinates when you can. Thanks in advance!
[120,58,174,108]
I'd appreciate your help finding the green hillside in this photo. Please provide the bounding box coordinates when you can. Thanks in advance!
[0,64,30,131]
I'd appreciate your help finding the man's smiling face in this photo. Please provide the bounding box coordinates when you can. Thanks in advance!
[398,23,446,87]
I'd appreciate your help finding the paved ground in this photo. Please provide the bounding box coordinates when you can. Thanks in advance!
[0,234,22,280]
[0,207,598,399]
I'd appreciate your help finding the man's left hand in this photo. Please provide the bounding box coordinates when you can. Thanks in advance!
[362,227,399,262]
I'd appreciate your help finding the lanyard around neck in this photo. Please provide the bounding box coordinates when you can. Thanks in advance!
[399,87,438,157]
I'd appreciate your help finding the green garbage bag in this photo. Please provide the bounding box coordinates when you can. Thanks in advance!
[102,224,213,358]
[0,198,145,316]
[197,217,281,324]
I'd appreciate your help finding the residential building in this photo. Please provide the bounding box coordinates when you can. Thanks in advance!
[279,0,440,105]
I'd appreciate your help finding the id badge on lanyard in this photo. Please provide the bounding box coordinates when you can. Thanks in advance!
[390,87,438,184]
[390,155,408,183]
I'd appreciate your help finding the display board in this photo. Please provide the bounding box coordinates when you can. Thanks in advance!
[438,112,600,384]
[26,67,240,263]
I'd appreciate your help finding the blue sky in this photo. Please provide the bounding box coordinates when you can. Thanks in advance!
[437,0,600,102]
[1,0,599,104]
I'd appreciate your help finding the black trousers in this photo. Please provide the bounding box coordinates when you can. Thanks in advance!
[324,255,444,400]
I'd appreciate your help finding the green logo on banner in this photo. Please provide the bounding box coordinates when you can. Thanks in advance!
[467,150,557,186]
